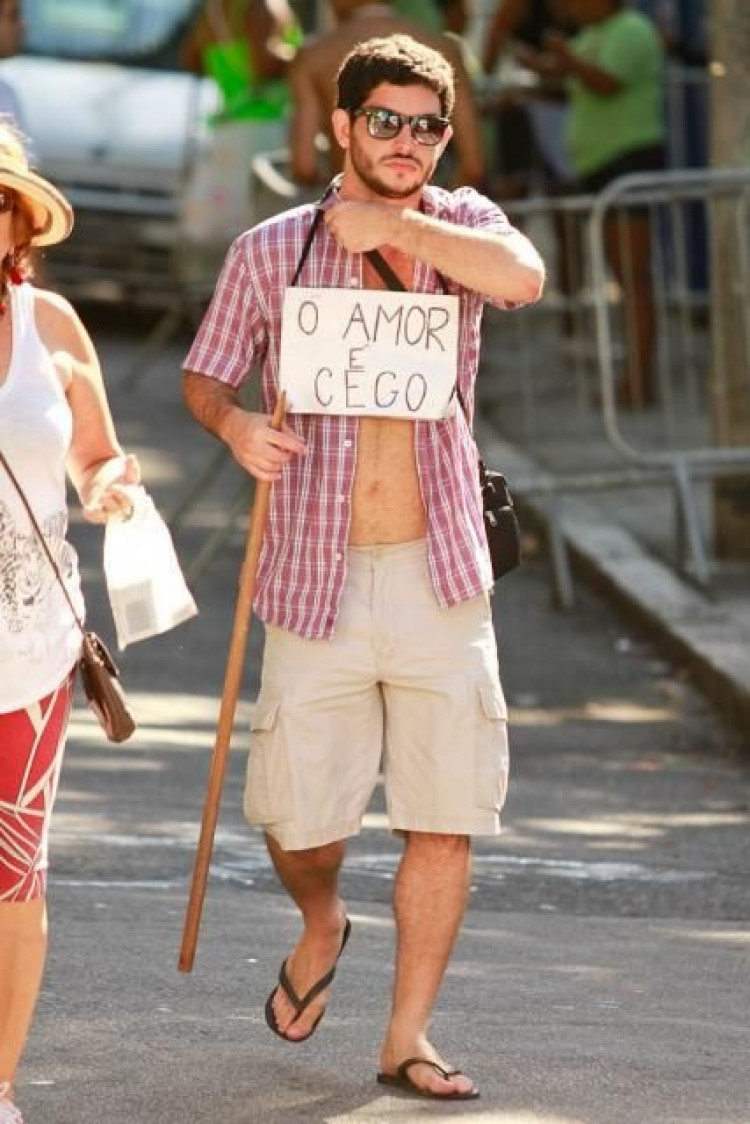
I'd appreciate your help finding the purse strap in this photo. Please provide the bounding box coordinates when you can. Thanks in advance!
[0,450,86,639]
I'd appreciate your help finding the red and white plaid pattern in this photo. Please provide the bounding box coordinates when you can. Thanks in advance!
[185,184,517,639]
[0,674,73,901]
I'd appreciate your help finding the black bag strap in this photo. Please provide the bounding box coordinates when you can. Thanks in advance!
[0,450,86,638]
[290,207,326,288]
[365,245,453,296]
[364,247,405,293]
[290,178,338,287]
[364,249,471,427]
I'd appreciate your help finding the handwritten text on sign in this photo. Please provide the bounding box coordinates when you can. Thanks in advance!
[278,288,460,419]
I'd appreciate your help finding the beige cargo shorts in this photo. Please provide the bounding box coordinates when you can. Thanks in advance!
[244,540,509,850]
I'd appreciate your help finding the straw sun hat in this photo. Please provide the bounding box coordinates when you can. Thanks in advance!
[0,126,73,247]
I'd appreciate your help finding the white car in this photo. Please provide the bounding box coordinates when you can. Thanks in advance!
[0,0,286,302]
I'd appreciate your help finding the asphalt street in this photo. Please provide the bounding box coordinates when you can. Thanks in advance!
[15,310,750,1124]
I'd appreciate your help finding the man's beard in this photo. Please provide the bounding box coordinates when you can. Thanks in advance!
[349,136,434,198]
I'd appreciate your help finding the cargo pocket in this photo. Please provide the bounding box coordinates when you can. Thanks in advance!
[244,697,294,826]
[475,681,510,813]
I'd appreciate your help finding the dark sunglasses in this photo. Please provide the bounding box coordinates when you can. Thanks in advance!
[351,106,450,146]
[0,188,16,213]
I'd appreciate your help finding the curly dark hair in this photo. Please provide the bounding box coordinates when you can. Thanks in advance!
[336,34,455,118]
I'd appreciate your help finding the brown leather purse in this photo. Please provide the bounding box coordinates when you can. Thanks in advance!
[0,451,136,743]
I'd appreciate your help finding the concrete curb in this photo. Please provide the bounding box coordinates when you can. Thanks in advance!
[479,424,750,742]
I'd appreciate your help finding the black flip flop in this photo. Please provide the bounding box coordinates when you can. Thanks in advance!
[377,1057,480,1100]
[265,918,352,1043]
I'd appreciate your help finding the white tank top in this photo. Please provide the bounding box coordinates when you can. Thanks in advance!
[0,282,83,711]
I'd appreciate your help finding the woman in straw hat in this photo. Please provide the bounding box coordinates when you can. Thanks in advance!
[0,117,139,1124]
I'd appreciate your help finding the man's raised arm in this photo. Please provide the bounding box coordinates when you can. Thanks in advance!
[324,202,545,305]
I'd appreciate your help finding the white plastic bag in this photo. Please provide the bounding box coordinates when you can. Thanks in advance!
[103,488,197,649]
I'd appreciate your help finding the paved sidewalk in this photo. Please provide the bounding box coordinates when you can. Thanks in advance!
[478,311,750,742]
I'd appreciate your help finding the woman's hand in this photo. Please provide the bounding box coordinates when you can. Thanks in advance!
[80,454,142,523]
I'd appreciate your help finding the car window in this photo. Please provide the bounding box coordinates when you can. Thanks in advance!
[24,0,203,66]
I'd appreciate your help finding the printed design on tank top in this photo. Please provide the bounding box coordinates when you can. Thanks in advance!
[0,501,73,639]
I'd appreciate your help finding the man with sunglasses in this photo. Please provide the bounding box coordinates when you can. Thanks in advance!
[184,33,544,1102]
[287,0,485,189]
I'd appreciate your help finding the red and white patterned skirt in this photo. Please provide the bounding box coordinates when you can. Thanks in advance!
[0,673,75,901]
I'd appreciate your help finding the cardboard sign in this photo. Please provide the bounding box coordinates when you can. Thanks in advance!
[278,287,459,419]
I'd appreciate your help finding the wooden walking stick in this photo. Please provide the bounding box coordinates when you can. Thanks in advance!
[179,393,287,973]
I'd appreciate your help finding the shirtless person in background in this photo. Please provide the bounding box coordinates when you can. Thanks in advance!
[183,34,543,1101]
[288,0,486,188]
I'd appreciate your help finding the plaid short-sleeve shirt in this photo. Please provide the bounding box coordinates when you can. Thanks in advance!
[185,184,517,639]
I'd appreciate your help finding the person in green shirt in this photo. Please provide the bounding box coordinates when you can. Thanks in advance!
[181,0,302,118]
[557,0,664,183]
[523,0,666,407]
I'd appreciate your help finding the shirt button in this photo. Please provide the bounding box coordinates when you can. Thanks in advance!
[337,494,345,503]
[343,439,353,449]
[336,552,343,561]
[349,277,359,287]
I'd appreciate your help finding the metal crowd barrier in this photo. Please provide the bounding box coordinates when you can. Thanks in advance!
[481,167,750,596]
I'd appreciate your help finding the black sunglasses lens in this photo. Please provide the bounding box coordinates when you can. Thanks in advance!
[368,111,400,138]
[413,117,446,145]
[360,109,447,145]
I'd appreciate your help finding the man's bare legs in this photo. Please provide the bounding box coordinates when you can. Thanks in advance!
[266,835,348,1040]
[380,832,475,1097]
[266,830,475,1094]
[0,898,48,1099]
